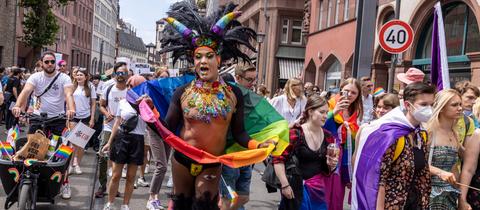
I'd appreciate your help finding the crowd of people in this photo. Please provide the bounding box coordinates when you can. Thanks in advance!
[3,1,480,210]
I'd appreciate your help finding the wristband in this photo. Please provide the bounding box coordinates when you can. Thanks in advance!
[281,184,290,189]
[247,140,260,150]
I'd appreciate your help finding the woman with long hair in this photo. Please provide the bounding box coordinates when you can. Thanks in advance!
[459,98,480,210]
[70,68,96,175]
[270,78,307,126]
[426,89,462,209]
[322,77,362,210]
[273,95,339,209]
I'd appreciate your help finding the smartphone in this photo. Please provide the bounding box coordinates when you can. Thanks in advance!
[341,91,349,98]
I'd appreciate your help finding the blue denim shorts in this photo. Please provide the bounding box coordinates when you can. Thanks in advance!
[220,165,252,196]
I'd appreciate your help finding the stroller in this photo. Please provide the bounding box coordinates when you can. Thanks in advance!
[0,113,71,210]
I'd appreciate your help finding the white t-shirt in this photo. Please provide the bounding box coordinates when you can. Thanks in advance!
[270,94,307,126]
[116,99,146,135]
[101,79,116,94]
[361,94,374,125]
[101,85,127,131]
[26,71,72,118]
[73,83,97,119]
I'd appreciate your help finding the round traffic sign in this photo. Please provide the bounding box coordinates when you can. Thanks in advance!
[379,20,414,54]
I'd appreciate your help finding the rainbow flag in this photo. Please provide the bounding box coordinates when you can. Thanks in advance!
[132,74,289,157]
[6,125,19,147]
[0,142,14,156]
[373,87,385,97]
[54,145,73,160]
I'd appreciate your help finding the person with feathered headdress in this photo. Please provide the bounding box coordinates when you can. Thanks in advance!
[149,1,275,209]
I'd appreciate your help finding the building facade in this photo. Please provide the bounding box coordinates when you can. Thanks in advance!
[16,3,74,70]
[303,0,480,90]
[155,20,168,67]
[0,1,17,67]
[146,43,156,65]
[303,0,357,91]
[225,0,306,93]
[71,0,94,70]
[118,22,147,64]
[91,0,118,74]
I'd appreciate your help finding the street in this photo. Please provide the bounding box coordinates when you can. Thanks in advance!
[0,125,281,210]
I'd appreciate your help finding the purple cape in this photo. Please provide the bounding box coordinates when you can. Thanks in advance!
[354,122,414,210]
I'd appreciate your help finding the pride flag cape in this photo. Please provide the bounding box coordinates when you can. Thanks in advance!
[351,107,414,210]
[132,75,289,156]
[139,100,275,168]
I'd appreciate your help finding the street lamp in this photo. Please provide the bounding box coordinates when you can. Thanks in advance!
[256,33,265,88]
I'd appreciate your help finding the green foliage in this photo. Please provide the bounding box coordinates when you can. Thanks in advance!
[20,0,74,53]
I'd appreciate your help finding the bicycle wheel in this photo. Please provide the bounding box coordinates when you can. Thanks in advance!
[18,184,32,210]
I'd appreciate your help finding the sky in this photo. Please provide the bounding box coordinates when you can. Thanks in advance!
[119,0,180,45]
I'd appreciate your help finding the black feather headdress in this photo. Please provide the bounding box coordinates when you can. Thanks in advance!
[159,1,256,65]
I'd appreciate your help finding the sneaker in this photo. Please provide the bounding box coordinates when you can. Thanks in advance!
[120,204,130,210]
[166,176,173,188]
[134,182,137,189]
[74,165,83,175]
[103,203,113,210]
[146,200,165,210]
[61,183,71,199]
[136,177,150,187]
[95,186,106,198]
[108,168,112,177]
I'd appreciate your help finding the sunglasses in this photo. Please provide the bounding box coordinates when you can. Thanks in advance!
[241,76,256,83]
[44,60,56,65]
[115,72,128,76]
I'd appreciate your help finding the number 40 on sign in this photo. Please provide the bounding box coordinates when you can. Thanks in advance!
[379,20,414,54]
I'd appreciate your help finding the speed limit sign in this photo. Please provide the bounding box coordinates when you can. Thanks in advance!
[379,20,414,54]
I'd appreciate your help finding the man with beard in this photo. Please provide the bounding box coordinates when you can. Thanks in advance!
[12,51,75,198]
[95,62,130,198]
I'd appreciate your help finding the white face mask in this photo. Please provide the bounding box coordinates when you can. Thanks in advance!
[409,102,433,123]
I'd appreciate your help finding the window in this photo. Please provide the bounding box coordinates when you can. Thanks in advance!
[72,24,76,39]
[327,0,332,27]
[292,20,303,44]
[74,2,77,16]
[94,18,99,32]
[344,0,349,21]
[318,0,324,30]
[281,19,289,44]
[335,0,340,24]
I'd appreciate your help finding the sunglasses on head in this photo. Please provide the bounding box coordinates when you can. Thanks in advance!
[44,60,56,65]
[115,72,128,76]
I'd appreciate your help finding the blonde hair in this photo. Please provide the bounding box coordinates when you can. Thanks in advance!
[426,89,461,144]
[284,78,303,100]
[473,97,480,120]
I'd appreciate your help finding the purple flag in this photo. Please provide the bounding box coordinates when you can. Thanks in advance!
[431,2,450,91]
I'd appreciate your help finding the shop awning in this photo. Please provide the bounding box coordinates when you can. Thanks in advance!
[278,58,304,79]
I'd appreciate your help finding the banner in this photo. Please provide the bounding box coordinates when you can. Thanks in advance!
[64,122,95,149]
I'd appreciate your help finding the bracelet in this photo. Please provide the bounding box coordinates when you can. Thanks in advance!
[281,184,290,189]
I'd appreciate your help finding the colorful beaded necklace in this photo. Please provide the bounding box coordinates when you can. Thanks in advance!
[183,78,233,123]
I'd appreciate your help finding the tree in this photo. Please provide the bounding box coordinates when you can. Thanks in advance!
[19,0,74,60]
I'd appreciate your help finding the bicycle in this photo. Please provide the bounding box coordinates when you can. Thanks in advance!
[0,113,71,210]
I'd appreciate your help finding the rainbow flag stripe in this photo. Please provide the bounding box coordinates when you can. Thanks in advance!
[373,87,385,97]
[55,145,73,160]
[50,171,62,183]
[8,168,19,183]
[1,142,14,156]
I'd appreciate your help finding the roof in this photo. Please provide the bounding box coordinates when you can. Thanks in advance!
[118,31,147,53]
[275,46,306,59]
[146,43,155,47]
